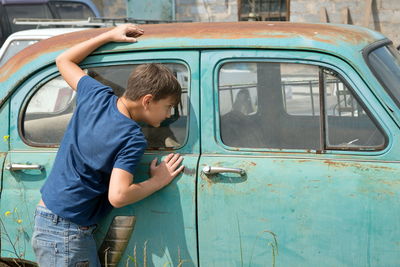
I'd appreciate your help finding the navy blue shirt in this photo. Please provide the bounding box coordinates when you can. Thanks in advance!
[41,75,147,226]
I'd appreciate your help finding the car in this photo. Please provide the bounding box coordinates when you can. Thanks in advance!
[0,22,400,266]
[0,28,87,67]
[0,0,101,46]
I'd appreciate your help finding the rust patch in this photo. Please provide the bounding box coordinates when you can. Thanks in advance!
[0,28,109,83]
[0,22,378,83]
[183,167,196,176]
[138,22,375,44]
[323,160,395,171]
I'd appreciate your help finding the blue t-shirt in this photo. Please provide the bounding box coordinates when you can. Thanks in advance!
[41,75,147,226]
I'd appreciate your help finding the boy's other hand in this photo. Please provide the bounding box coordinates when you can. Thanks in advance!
[150,153,184,189]
[107,24,144,43]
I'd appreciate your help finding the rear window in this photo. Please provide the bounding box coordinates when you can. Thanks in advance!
[0,40,38,66]
[5,4,53,32]
[368,44,400,108]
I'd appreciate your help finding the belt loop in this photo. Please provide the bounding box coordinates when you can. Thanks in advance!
[52,214,59,224]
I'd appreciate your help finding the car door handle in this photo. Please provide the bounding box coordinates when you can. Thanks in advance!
[202,165,246,176]
[6,163,43,171]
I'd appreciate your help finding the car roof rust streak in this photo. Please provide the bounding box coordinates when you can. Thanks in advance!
[0,22,382,83]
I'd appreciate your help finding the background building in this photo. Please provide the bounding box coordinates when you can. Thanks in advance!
[92,0,399,45]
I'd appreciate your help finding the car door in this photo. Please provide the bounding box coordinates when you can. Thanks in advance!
[198,50,400,266]
[1,51,200,266]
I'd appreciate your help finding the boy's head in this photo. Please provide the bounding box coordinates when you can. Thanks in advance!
[125,63,181,105]
[125,63,182,127]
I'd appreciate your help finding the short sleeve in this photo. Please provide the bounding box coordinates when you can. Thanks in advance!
[76,75,113,104]
[114,134,147,175]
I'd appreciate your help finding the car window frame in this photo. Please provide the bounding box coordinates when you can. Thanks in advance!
[212,55,389,156]
[363,39,400,107]
[13,52,196,152]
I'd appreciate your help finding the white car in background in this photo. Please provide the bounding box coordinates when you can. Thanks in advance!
[0,28,84,66]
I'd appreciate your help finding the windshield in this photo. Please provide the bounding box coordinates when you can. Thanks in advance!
[0,40,39,66]
[5,4,53,32]
[49,2,95,19]
[368,44,400,107]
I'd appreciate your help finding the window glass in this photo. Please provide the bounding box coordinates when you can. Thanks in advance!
[282,64,320,116]
[219,61,385,151]
[24,76,75,144]
[5,5,53,32]
[49,2,95,19]
[0,40,39,66]
[219,62,320,150]
[23,63,189,149]
[323,70,385,149]
[368,45,400,108]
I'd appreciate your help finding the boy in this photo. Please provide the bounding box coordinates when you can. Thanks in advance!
[31,24,184,266]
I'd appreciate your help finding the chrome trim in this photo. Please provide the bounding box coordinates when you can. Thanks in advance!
[202,165,246,176]
[6,163,43,171]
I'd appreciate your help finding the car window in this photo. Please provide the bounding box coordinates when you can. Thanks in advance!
[49,2,95,19]
[368,44,400,108]
[0,40,39,66]
[5,4,53,32]
[218,62,385,151]
[22,63,189,149]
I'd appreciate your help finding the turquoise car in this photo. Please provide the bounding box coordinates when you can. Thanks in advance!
[1,22,400,266]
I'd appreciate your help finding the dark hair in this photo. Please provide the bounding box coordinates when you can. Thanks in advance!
[125,63,181,105]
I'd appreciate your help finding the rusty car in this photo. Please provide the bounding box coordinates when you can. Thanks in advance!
[0,22,400,266]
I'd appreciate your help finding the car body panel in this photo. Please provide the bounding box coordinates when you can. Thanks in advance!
[2,50,200,265]
[198,49,400,266]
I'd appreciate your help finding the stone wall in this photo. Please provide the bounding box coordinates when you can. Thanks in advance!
[290,0,400,46]
[175,0,238,22]
[92,0,127,17]
[92,0,238,22]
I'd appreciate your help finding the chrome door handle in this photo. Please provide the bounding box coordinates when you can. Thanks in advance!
[6,163,43,171]
[202,165,246,176]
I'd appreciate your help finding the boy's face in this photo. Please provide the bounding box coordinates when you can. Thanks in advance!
[144,96,176,127]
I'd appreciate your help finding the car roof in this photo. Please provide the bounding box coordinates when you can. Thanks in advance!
[0,22,388,104]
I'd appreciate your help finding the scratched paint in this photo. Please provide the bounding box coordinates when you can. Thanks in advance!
[197,45,400,265]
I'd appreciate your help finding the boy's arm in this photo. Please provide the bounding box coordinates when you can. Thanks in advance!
[56,24,144,90]
[108,153,184,208]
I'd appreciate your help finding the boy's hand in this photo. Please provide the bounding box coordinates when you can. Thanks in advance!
[150,153,184,189]
[107,24,144,43]
[56,23,144,90]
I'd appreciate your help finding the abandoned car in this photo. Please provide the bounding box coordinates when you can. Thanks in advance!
[0,22,399,266]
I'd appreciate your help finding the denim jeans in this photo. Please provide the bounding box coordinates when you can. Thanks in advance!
[31,205,100,267]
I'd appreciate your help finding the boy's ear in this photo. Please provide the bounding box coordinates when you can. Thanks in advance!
[142,94,154,109]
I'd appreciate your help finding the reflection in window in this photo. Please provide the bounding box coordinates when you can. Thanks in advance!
[0,40,39,66]
[282,64,320,116]
[219,62,385,151]
[23,63,189,149]
[219,62,320,150]
[24,76,75,145]
[323,70,385,149]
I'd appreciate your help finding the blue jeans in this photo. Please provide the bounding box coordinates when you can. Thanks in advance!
[31,205,100,267]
